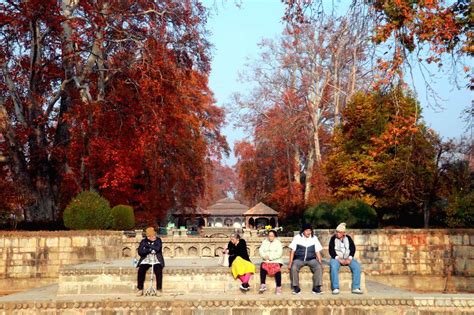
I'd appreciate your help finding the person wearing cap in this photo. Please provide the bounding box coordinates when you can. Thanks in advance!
[328,222,363,294]
[288,223,324,295]
[136,227,165,296]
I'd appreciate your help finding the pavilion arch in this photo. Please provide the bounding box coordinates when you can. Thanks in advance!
[248,218,255,229]
[214,218,223,227]
[224,218,233,227]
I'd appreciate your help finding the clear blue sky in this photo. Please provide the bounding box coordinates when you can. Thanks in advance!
[203,1,472,166]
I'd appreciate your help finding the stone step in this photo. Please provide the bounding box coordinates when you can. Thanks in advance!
[1,284,473,315]
[57,258,366,296]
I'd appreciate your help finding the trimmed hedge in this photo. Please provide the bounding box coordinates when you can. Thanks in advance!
[333,199,378,228]
[304,199,378,229]
[63,191,114,230]
[111,205,135,230]
[304,202,336,228]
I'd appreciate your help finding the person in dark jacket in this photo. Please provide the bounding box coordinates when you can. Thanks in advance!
[224,233,255,291]
[328,222,363,295]
[288,223,323,295]
[136,227,165,296]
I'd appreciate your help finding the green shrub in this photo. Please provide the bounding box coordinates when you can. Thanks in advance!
[111,205,135,230]
[304,202,336,228]
[63,191,113,230]
[446,192,474,228]
[333,199,378,228]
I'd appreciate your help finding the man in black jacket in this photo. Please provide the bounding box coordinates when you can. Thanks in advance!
[328,223,363,295]
[136,227,165,296]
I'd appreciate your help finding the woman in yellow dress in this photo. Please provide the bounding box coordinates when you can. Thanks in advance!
[224,233,256,291]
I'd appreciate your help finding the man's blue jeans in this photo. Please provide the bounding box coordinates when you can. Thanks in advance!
[329,258,361,290]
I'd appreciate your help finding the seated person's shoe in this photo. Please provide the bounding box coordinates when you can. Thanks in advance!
[259,284,267,293]
[275,287,282,295]
[136,289,144,297]
[312,286,323,295]
[352,288,363,294]
[332,288,340,295]
[291,286,301,295]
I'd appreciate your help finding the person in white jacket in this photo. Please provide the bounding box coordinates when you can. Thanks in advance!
[258,230,283,294]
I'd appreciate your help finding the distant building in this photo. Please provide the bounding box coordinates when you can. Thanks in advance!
[244,202,279,229]
[206,198,249,228]
[172,206,210,228]
[172,198,279,229]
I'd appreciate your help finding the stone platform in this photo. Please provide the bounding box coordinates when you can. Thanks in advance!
[57,258,366,295]
[0,282,473,315]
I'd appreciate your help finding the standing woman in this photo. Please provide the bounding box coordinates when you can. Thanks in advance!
[136,227,165,296]
[258,230,283,294]
[225,233,256,291]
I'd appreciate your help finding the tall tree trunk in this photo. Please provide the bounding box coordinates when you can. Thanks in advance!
[423,202,430,228]
[308,110,322,164]
[294,146,301,185]
[333,56,340,127]
[304,146,315,204]
[349,47,358,99]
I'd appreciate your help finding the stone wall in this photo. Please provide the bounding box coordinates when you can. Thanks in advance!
[0,231,123,293]
[0,229,472,293]
[1,295,473,315]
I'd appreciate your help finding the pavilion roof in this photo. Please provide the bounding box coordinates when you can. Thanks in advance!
[244,202,278,216]
[206,198,249,216]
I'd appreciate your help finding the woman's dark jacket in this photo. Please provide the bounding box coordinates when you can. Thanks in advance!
[137,237,165,267]
[227,239,250,267]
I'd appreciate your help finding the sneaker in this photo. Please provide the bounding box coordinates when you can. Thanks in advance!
[332,288,340,295]
[352,288,363,294]
[259,284,267,293]
[275,287,282,295]
[291,286,301,295]
[312,286,323,295]
[136,289,144,297]
[239,284,246,291]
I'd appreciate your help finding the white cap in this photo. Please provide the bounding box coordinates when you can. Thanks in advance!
[336,222,346,232]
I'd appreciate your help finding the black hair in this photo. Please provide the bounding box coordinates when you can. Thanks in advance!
[268,230,278,237]
[300,223,314,237]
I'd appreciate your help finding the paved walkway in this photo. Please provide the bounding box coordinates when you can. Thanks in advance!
[1,282,473,304]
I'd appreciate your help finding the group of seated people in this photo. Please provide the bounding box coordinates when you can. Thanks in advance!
[135,222,363,296]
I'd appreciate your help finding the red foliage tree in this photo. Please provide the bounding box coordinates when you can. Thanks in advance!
[0,1,227,222]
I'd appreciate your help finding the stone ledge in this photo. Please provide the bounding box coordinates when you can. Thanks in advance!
[57,264,366,295]
[0,295,473,314]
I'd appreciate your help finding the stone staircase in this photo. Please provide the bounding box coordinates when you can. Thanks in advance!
[57,258,366,296]
[2,259,473,314]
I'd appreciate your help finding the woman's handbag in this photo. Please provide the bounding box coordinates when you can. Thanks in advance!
[218,253,230,267]
[262,262,281,276]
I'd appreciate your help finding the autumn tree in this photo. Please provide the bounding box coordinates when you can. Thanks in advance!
[325,87,439,227]
[232,15,371,211]
[0,0,227,222]
[283,0,472,85]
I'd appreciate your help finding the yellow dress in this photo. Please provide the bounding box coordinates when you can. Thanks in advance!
[231,256,256,279]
